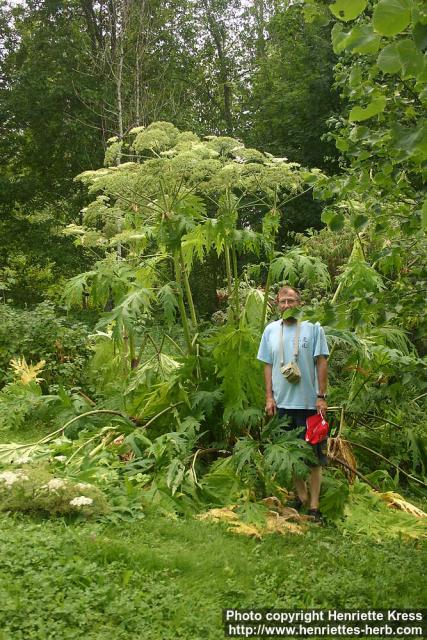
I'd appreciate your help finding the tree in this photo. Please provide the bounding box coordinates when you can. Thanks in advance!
[243,3,340,172]
[0,0,104,209]
[0,0,105,303]
[308,0,426,347]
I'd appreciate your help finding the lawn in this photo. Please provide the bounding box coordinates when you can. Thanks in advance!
[0,511,425,639]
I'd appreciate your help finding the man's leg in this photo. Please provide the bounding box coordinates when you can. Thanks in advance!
[293,477,308,505]
[309,466,322,509]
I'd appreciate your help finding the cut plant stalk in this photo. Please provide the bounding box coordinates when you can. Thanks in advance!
[342,439,427,489]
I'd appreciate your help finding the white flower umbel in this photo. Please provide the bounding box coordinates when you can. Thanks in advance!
[14,455,31,464]
[70,496,93,507]
[0,470,29,487]
[53,455,67,463]
[75,483,92,491]
[43,478,67,491]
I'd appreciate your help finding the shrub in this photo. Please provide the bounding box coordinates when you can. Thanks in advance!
[0,465,109,517]
[0,302,91,388]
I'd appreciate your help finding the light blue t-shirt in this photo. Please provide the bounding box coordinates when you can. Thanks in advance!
[257,320,329,409]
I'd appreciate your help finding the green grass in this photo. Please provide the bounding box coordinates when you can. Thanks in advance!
[0,512,425,639]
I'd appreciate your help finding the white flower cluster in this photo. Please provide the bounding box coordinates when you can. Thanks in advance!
[69,496,93,507]
[14,454,31,464]
[43,478,67,491]
[0,470,29,487]
[75,483,92,491]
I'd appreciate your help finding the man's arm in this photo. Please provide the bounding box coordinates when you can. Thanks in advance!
[316,355,328,414]
[264,363,276,416]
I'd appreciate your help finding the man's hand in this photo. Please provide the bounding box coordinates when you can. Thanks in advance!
[265,396,277,416]
[263,364,276,416]
[316,397,327,416]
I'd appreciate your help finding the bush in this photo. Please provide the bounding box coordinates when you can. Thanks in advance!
[0,466,109,517]
[0,302,91,389]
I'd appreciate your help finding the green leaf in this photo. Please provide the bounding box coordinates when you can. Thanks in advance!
[353,214,369,230]
[166,459,185,496]
[303,2,331,26]
[322,209,345,231]
[330,0,367,22]
[158,283,179,325]
[331,24,348,53]
[392,122,427,161]
[332,23,380,54]
[200,460,244,506]
[235,502,269,527]
[413,22,427,50]
[270,255,298,284]
[349,125,371,141]
[397,40,426,79]
[373,0,411,37]
[349,96,387,122]
[349,67,363,87]
[422,199,427,230]
[377,43,402,73]
[349,24,382,54]
[321,476,350,519]
[378,40,426,79]
[336,137,349,151]
[233,438,261,473]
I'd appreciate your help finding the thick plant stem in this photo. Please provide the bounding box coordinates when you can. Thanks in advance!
[343,439,427,488]
[128,332,138,369]
[231,246,240,319]
[59,410,130,435]
[260,265,273,332]
[144,401,184,429]
[179,246,198,330]
[224,245,233,299]
[333,457,380,491]
[66,429,117,465]
[173,252,193,354]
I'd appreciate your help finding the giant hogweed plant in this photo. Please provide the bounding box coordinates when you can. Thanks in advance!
[0,125,336,509]
[61,123,329,431]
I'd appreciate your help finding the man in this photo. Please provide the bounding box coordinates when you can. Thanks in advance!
[257,285,329,522]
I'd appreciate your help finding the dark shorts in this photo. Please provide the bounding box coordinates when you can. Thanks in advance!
[277,408,328,467]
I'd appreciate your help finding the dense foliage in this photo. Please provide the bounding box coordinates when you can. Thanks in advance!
[0,0,425,545]
[1,0,336,303]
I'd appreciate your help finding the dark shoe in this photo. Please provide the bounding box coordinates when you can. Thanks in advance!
[308,508,323,524]
[288,497,305,512]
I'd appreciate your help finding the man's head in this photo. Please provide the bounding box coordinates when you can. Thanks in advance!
[277,286,301,317]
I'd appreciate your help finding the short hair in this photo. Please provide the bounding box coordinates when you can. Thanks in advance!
[277,285,301,301]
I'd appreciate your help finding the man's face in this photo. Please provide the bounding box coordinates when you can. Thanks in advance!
[277,290,300,317]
